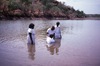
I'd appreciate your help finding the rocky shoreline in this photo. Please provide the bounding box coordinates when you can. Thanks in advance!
[0,16,100,21]
[0,0,86,20]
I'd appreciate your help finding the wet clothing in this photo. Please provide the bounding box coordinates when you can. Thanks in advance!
[54,25,61,39]
[27,28,35,44]
[46,36,55,44]
[47,28,55,37]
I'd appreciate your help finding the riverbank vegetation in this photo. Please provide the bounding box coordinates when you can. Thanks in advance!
[0,0,86,20]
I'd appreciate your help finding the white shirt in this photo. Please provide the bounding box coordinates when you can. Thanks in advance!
[27,28,35,44]
[47,28,55,36]
[28,28,35,35]
[55,25,61,38]
[46,36,55,44]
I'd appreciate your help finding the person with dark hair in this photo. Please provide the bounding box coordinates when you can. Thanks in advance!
[47,26,55,38]
[55,22,61,39]
[27,23,35,44]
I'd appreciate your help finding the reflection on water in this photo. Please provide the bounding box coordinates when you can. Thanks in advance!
[46,39,61,55]
[27,44,35,60]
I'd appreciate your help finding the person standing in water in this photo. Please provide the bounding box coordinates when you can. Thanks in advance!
[54,22,61,39]
[27,23,35,44]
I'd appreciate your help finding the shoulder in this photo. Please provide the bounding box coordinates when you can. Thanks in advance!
[28,28,32,33]
[28,28,35,33]
[55,25,60,27]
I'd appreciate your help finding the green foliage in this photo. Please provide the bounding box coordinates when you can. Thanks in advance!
[50,6,61,12]
[45,3,54,10]
[8,0,21,10]
[41,0,47,5]
[57,4,66,14]
[33,3,44,11]
[0,0,86,19]
[76,10,86,18]
[41,0,54,5]
[20,0,32,3]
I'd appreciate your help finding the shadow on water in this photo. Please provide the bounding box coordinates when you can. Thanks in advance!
[27,44,35,60]
[46,39,61,55]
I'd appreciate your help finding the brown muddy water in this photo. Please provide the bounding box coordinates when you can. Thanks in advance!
[0,20,100,66]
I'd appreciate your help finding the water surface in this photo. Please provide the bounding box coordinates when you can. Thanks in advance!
[0,20,100,66]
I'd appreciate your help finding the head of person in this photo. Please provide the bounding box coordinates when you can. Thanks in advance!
[49,34,54,38]
[29,23,34,29]
[51,26,55,31]
[56,22,60,27]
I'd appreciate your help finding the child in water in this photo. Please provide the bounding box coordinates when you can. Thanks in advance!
[27,23,35,44]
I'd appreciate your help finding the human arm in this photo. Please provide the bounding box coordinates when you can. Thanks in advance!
[47,29,49,34]
[29,33,33,44]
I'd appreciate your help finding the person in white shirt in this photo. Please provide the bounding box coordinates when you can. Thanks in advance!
[27,23,35,44]
[46,34,55,44]
[47,26,55,38]
[55,22,61,39]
